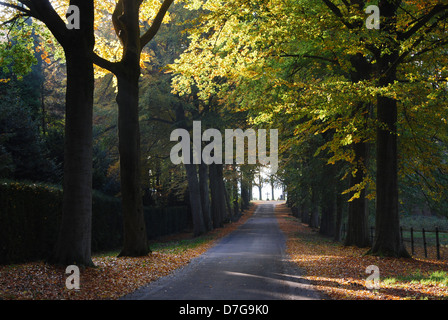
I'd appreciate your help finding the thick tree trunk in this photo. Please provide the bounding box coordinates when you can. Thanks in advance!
[116,70,150,257]
[241,170,250,211]
[343,52,372,248]
[371,94,409,257]
[224,181,233,221]
[344,142,370,247]
[216,164,230,222]
[185,163,206,236]
[199,162,212,231]
[333,192,344,242]
[49,2,95,266]
[209,163,223,228]
[309,188,319,228]
[320,183,335,237]
[174,104,206,236]
[369,0,410,258]
[301,202,310,224]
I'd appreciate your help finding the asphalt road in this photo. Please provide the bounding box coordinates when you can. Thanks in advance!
[121,202,322,300]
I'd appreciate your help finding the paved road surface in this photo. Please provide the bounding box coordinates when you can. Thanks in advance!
[121,202,322,300]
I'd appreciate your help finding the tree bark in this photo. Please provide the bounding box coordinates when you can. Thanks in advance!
[174,103,206,236]
[116,71,150,256]
[241,180,250,211]
[309,188,319,228]
[185,162,206,236]
[371,93,409,257]
[217,164,230,222]
[333,192,344,242]
[209,163,223,228]
[369,0,410,258]
[49,1,95,266]
[89,0,174,256]
[320,181,335,237]
[199,162,212,231]
[343,51,373,248]
[301,202,310,224]
[344,141,370,247]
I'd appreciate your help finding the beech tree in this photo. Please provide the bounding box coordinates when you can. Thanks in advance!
[0,0,96,266]
[171,0,448,258]
[92,0,174,256]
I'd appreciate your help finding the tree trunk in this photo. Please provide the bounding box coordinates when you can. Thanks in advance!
[241,181,249,211]
[232,170,239,219]
[309,188,319,228]
[369,0,410,258]
[301,202,310,224]
[343,51,373,248]
[174,103,206,236]
[224,181,233,221]
[320,186,335,237]
[116,70,150,257]
[209,163,223,228]
[185,163,206,236]
[344,141,370,247]
[333,192,344,242]
[50,2,95,266]
[217,164,230,222]
[371,93,409,257]
[199,162,212,231]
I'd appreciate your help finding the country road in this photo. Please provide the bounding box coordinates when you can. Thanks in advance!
[121,202,323,300]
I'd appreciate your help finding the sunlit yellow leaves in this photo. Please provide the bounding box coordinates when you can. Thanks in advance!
[92,0,172,79]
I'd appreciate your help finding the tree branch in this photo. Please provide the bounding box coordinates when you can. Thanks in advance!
[398,4,448,41]
[23,0,68,46]
[0,1,32,16]
[384,11,448,77]
[92,52,122,76]
[140,0,174,48]
[280,53,339,64]
[321,0,354,29]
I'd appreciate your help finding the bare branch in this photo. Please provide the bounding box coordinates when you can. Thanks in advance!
[0,1,32,16]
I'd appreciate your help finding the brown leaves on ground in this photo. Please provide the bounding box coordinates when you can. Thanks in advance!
[275,203,448,300]
[0,205,255,300]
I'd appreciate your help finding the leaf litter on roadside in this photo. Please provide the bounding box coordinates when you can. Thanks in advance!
[275,203,448,300]
[0,205,256,300]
